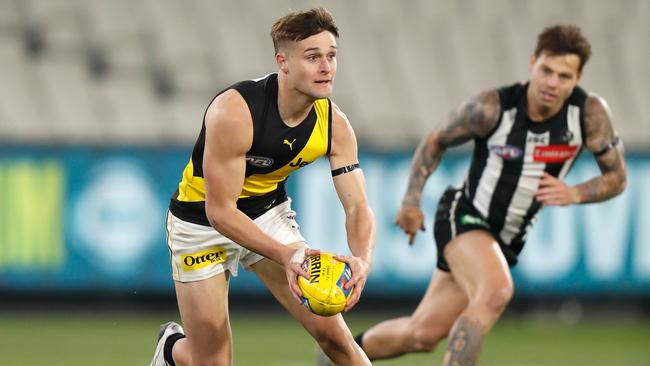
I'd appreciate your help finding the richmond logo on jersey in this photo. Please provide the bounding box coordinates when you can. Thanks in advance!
[489,144,523,160]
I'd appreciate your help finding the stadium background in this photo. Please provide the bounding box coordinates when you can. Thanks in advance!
[0,0,648,365]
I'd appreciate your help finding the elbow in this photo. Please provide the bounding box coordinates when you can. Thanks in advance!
[616,171,627,196]
[346,203,374,220]
[205,202,231,232]
[348,205,376,238]
[609,168,627,198]
[206,211,223,232]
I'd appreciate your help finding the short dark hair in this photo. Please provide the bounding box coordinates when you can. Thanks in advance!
[535,25,592,72]
[270,7,339,53]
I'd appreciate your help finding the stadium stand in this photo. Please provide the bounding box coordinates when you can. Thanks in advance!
[0,0,647,149]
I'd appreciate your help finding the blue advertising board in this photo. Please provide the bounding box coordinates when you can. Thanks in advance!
[0,147,648,297]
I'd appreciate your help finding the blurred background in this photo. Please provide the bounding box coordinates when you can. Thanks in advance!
[0,0,648,365]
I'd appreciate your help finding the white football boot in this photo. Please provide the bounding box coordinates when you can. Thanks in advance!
[150,321,185,366]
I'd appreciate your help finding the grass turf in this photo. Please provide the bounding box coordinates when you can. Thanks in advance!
[0,311,648,365]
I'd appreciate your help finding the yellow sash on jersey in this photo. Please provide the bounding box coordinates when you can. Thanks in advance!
[177,99,330,202]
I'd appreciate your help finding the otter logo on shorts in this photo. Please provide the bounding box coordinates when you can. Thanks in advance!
[181,248,227,272]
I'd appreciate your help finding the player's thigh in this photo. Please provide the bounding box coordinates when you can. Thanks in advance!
[444,230,513,300]
[251,254,352,339]
[411,269,468,332]
[175,273,232,355]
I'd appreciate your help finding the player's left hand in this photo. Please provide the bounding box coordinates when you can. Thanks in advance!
[535,172,580,206]
[333,255,370,312]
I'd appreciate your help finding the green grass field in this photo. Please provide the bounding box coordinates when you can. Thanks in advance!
[0,311,648,365]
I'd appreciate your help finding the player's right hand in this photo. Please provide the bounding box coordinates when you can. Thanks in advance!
[334,254,370,312]
[284,247,320,304]
[395,204,425,246]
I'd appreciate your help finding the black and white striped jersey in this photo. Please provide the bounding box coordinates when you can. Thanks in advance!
[462,82,588,247]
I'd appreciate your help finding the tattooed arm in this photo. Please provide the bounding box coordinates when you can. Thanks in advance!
[576,95,627,203]
[396,90,501,244]
[536,95,627,206]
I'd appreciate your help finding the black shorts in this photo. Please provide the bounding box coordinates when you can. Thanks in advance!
[433,186,524,272]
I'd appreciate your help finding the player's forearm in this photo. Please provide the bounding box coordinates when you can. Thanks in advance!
[344,206,375,263]
[573,170,626,204]
[206,205,292,265]
[403,132,444,207]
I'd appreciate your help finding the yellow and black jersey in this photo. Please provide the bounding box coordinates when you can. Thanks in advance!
[169,73,333,225]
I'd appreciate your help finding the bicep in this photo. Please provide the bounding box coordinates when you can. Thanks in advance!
[328,104,359,172]
[203,132,246,208]
[328,104,368,209]
[583,95,618,153]
[203,92,252,209]
[582,95,626,174]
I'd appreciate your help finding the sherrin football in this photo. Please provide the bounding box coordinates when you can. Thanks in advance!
[298,252,353,317]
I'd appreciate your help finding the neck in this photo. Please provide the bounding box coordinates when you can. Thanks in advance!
[277,75,315,127]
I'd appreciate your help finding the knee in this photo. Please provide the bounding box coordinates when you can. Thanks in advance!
[410,329,443,353]
[312,326,353,353]
[478,284,514,314]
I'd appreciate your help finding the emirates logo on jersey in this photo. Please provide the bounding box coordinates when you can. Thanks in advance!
[489,144,523,160]
[533,145,578,163]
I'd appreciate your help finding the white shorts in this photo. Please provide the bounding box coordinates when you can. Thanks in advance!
[166,199,307,282]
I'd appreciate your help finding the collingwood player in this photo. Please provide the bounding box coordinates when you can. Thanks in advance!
[320,25,626,366]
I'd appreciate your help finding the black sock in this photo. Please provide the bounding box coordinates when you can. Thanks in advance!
[163,333,186,366]
[354,331,366,351]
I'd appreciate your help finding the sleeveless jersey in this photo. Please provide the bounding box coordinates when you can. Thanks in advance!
[169,73,332,225]
[462,82,588,248]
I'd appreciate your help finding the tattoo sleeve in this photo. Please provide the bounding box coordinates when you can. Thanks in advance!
[574,95,627,204]
[443,316,485,366]
[402,90,500,207]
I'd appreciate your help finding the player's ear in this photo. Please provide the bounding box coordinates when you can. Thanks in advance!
[276,52,289,74]
[528,54,537,73]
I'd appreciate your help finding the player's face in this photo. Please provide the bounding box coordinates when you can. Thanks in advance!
[281,31,337,99]
[528,52,582,112]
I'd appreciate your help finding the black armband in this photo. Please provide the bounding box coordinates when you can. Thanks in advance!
[331,163,360,177]
[594,136,620,157]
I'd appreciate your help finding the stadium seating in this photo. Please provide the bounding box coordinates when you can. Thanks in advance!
[0,0,647,149]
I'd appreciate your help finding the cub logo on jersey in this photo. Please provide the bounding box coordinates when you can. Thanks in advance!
[246,155,274,167]
[533,145,578,163]
[489,144,523,160]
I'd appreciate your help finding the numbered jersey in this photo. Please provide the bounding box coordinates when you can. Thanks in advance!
[170,73,332,225]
